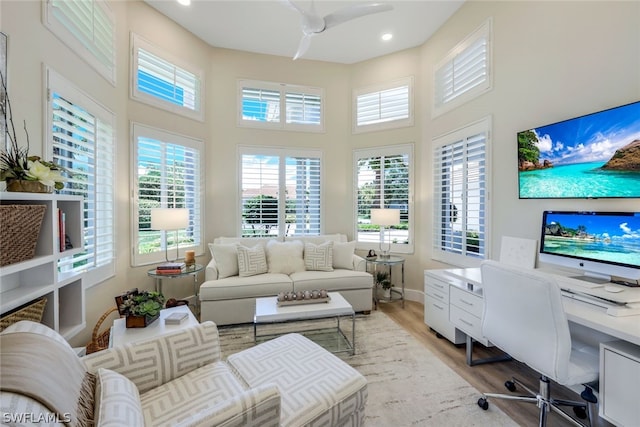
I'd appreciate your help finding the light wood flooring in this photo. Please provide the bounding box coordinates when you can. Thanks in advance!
[378,300,610,427]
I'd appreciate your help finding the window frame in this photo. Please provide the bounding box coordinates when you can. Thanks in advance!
[432,117,491,267]
[237,79,325,133]
[352,76,414,134]
[130,33,205,122]
[130,122,204,266]
[238,146,323,238]
[353,143,414,255]
[42,0,116,85]
[45,66,116,288]
[433,18,492,118]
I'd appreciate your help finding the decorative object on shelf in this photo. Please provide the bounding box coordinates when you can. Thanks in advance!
[370,208,400,258]
[0,204,47,266]
[155,261,185,275]
[85,306,119,355]
[277,289,330,306]
[375,271,393,299]
[0,297,47,332]
[0,72,69,193]
[115,288,165,328]
[150,207,189,262]
[165,298,189,308]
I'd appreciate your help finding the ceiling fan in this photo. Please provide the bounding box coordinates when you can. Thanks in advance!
[282,0,394,60]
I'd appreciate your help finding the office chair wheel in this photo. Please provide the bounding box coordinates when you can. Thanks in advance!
[504,380,516,392]
[573,406,587,419]
[477,397,489,410]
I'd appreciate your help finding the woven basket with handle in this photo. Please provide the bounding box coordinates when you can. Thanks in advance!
[85,306,119,355]
[0,204,47,266]
[0,297,47,332]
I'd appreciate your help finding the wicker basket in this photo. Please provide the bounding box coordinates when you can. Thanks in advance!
[0,204,47,267]
[0,297,47,332]
[85,307,119,355]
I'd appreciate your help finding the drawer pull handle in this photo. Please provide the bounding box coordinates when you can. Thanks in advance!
[433,303,444,310]
[460,299,474,306]
[460,319,474,327]
[433,294,444,300]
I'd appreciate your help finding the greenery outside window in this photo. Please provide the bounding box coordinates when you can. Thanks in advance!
[132,123,203,266]
[240,147,322,237]
[433,118,490,266]
[354,144,413,254]
[46,68,115,288]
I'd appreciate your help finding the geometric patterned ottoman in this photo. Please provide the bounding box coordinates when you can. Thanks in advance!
[227,333,368,427]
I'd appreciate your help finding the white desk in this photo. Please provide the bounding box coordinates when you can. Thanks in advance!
[424,267,640,427]
[110,305,199,347]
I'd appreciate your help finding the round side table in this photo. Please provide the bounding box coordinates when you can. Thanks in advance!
[147,263,204,314]
[366,256,405,309]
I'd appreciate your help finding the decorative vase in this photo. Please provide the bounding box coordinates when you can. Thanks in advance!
[5,179,53,193]
[125,313,160,328]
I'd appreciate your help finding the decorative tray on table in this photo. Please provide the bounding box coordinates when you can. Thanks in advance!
[277,290,330,307]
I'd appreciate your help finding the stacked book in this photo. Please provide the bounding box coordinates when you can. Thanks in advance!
[155,262,185,275]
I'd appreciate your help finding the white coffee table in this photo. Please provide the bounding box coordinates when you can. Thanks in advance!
[254,292,356,355]
[110,305,199,347]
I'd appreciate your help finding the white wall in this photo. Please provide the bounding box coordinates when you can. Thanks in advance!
[2,1,638,345]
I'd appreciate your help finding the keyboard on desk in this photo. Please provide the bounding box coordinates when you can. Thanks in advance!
[561,288,640,317]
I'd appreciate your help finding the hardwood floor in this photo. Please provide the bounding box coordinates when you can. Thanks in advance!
[377,300,609,427]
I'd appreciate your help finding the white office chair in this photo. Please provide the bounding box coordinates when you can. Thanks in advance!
[477,260,599,427]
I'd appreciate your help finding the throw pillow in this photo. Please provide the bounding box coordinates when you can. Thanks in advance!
[333,241,356,270]
[266,240,305,274]
[237,244,268,277]
[94,368,144,426]
[208,243,239,279]
[304,241,334,271]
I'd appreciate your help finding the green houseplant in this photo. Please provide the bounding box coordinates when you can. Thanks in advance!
[116,289,165,328]
[375,271,393,299]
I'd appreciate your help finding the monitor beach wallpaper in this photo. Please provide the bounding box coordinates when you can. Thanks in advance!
[518,101,640,198]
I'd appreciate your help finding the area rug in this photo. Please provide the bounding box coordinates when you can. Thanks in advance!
[217,310,517,426]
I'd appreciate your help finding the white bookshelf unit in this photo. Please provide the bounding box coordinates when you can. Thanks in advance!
[0,192,85,339]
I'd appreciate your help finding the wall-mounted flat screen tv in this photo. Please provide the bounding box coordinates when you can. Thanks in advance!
[518,101,640,198]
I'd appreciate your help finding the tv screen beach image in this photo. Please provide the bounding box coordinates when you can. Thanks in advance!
[518,101,640,199]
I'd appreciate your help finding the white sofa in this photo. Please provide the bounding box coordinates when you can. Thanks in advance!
[200,234,373,325]
[0,320,368,426]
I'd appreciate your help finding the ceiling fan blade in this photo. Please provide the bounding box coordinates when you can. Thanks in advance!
[323,2,393,31]
[293,34,312,60]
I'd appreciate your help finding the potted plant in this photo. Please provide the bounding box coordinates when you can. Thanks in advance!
[0,72,68,192]
[116,289,165,328]
[375,271,393,300]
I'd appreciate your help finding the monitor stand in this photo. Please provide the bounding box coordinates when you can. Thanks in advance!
[570,274,610,285]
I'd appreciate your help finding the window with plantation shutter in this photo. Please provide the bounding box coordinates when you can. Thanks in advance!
[46,68,115,288]
[238,80,324,132]
[353,77,413,133]
[433,19,492,117]
[354,144,414,254]
[433,118,490,266]
[44,0,116,84]
[132,123,203,266]
[240,147,322,237]
[131,34,204,121]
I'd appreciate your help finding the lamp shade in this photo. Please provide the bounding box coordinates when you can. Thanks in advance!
[150,208,189,231]
[370,208,400,226]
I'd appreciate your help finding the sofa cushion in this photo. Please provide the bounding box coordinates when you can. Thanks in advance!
[95,368,144,427]
[332,241,356,270]
[237,244,268,277]
[209,242,240,279]
[140,361,248,426]
[304,241,334,271]
[290,269,373,292]
[227,333,367,427]
[200,274,293,300]
[266,240,305,274]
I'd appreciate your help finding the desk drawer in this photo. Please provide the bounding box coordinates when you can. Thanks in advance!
[425,276,450,299]
[450,304,483,340]
[450,287,483,318]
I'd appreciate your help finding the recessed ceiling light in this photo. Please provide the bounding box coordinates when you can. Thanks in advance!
[381,33,393,41]
[177,0,191,6]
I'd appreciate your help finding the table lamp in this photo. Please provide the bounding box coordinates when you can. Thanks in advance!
[371,208,400,258]
[151,208,189,262]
